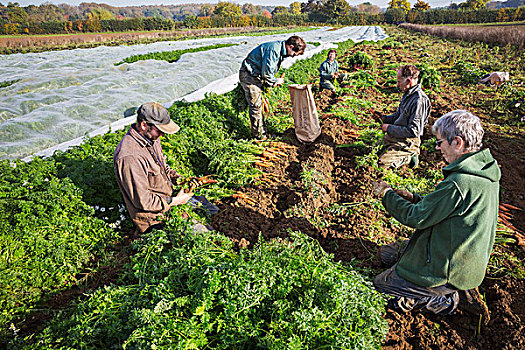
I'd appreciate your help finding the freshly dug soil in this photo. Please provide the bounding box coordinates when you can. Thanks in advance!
[211,87,525,349]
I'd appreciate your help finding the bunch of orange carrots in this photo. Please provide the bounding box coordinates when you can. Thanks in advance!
[182,175,218,193]
[253,143,292,168]
[498,203,524,246]
[232,141,294,204]
[232,191,256,206]
[343,128,359,139]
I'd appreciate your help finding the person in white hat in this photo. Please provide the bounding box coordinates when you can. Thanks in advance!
[114,102,216,234]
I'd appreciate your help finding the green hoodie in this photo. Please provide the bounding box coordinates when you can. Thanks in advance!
[383,148,501,290]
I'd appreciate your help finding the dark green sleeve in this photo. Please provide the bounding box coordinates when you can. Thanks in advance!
[382,180,463,230]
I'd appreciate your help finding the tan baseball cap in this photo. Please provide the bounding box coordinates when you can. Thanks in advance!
[137,102,180,134]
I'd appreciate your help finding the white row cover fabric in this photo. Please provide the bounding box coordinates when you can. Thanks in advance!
[0,26,388,161]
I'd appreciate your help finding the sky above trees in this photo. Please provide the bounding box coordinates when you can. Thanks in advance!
[13,1,461,10]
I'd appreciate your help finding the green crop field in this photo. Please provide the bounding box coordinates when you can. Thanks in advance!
[2,26,525,349]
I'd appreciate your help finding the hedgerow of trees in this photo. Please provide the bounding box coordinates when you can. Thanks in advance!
[0,1,524,35]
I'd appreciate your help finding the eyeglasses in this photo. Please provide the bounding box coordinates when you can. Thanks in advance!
[435,138,446,147]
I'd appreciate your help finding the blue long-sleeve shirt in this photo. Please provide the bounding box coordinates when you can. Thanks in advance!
[384,84,431,139]
[241,40,287,86]
[319,59,339,83]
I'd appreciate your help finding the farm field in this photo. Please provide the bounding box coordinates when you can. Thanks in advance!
[401,22,525,48]
[1,26,525,348]
[0,26,308,54]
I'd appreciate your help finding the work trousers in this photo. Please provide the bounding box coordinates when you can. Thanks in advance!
[379,134,420,168]
[319,73,350,91]
[189,195,219,217]
[239,67,267,139]
[373,241,459,315]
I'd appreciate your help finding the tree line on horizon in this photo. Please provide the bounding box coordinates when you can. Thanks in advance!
[0,0,524,36]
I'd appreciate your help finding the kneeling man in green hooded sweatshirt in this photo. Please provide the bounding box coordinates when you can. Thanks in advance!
[372,110,500,318]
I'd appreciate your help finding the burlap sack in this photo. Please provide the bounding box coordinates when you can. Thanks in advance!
[288,84,321,143]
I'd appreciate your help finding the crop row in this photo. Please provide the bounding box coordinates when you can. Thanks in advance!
[22,216,387,349]
[114,43,237,66]
[2,38,389,348]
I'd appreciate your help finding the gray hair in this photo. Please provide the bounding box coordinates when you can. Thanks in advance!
[432,110,484,151]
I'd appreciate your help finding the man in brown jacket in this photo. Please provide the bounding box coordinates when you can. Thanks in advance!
[114,102,215,234]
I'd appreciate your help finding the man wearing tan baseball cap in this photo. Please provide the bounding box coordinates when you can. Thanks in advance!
[114,102,213,234]
[137,101,180,135]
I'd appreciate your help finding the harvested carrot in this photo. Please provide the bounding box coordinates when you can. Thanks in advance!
[499,212,512,221]
[255,161,273,168]
[499,213,512,222]
[232,192,257,205]
[262,149,276,156]
[343,129,359,138]
[183,175,218,192]
[501,203,523,211]
[267,151,287,158]
[266,148,288,157]
[262,151,280,160]
[499,204,510,212]
[499,219,518,231]
[507,224,519,231]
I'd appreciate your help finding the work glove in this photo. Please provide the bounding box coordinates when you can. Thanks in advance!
[395,189,415,203]
[190,176,201,190]
[170,188,193,206]
[372,181,392,198]
[274,77,285,86]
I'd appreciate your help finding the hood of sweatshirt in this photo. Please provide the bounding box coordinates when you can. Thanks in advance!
[443,148,501,183]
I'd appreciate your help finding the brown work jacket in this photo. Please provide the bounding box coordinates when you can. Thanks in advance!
[114,124,175,233]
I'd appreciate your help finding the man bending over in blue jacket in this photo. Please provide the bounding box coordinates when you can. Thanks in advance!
[239,35,306,140]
